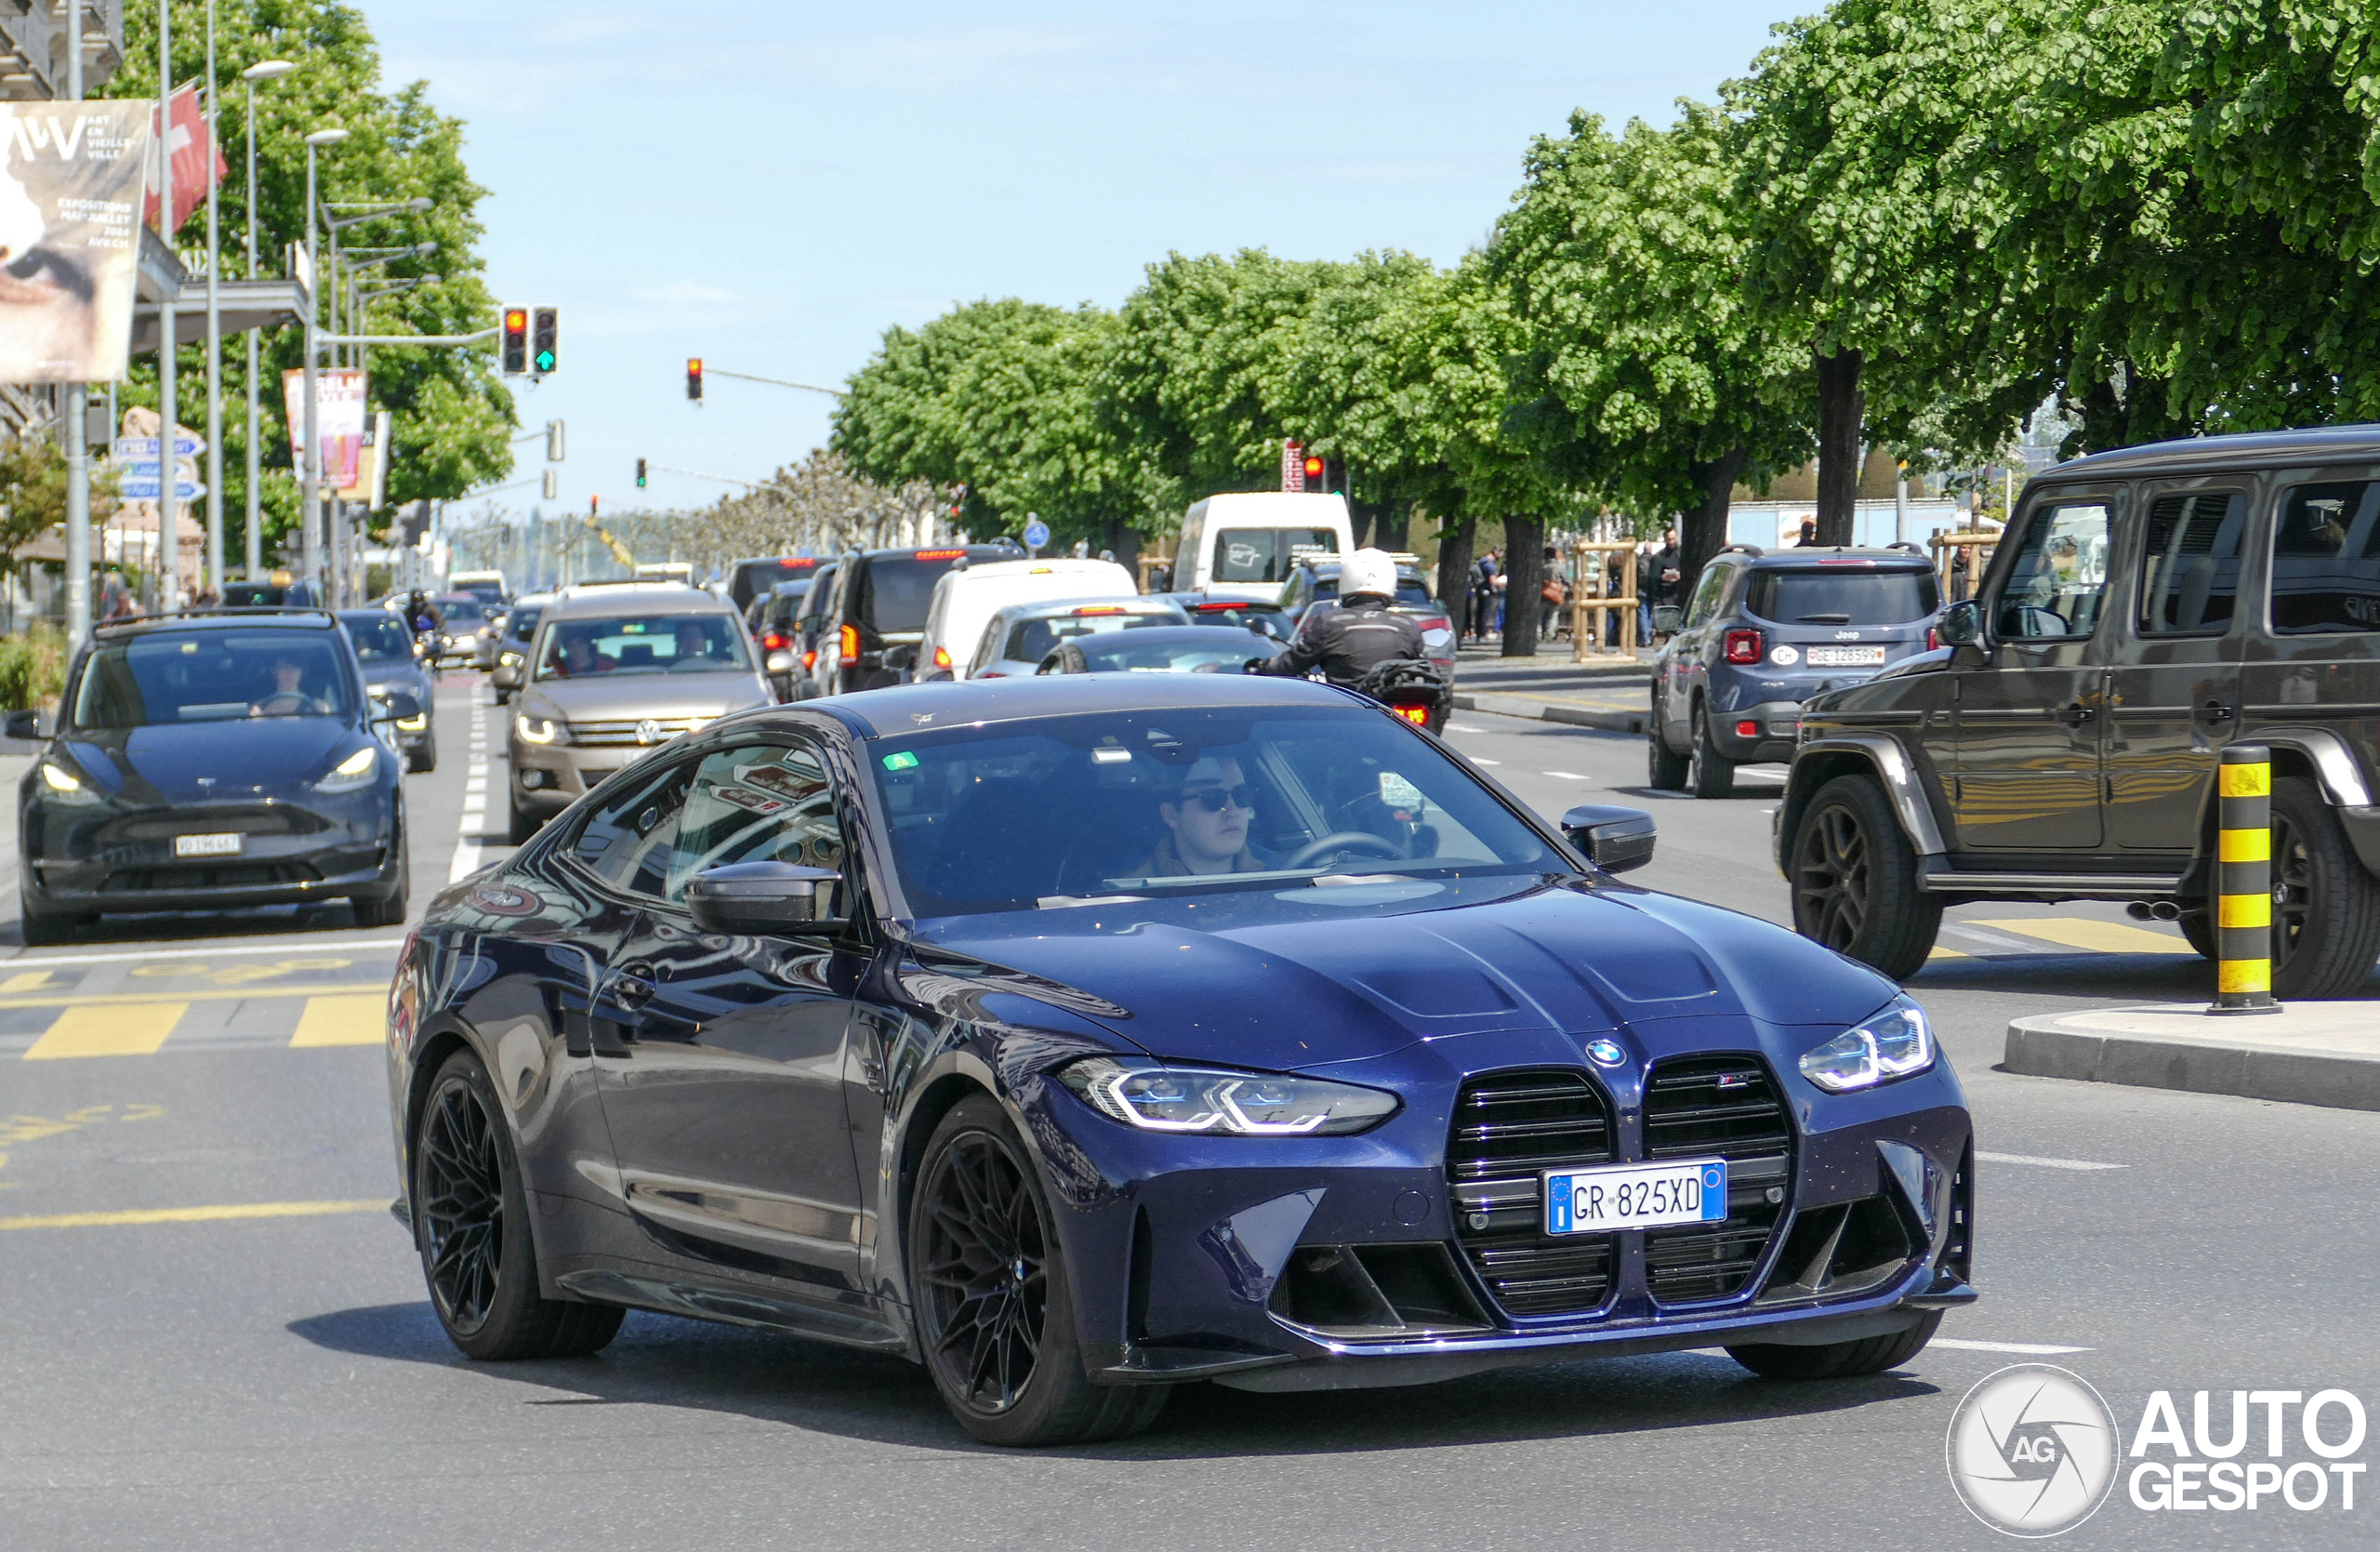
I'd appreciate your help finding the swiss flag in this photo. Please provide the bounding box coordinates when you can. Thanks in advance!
[144,84,227,237]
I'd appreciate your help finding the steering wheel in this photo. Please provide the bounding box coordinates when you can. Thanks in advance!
[250,691,312,716]
[1284,830,1405,869]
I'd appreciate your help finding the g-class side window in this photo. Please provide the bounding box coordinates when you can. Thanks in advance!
[2136,492,2245,635]
[1993,500,2111,640]
[2269,481,2380,633]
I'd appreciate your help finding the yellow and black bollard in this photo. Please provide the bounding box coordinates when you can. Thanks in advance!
[2212,744,2280,1015]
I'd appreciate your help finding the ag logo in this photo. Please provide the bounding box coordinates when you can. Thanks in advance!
[1947,1364,2121,1537]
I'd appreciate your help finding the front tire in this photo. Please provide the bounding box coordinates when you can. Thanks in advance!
[413,1049,625,1360]
[407,732,438,775]
[1790,774,1942,978]
[907,1095,1168,1447]
[2268,775,2380,998]
[19,891,88,947]
[1727,1310,1940,1380]
[1688,703,1735,798]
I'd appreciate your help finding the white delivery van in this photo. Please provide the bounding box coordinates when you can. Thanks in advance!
[917,556,1141,678]
[1170,491,1353,597]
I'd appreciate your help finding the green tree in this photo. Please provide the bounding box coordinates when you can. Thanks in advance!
[1498,103,1812,583]
[109,0,511,564]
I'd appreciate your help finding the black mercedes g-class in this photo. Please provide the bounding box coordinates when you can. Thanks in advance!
[1779,424,2380,997]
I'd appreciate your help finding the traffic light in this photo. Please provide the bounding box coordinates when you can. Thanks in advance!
[545,419,564,461]
[501,308,528,375]
[635,458,648,489]
[1302,453,1332,493]
[532,307,558,374]
[686,358,704,402]
[541,468,558,500]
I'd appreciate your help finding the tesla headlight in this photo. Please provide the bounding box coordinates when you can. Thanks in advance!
[1798,997,1936,1093]
[312,745,380,793]
[38,758,102,806]
[514,713,569,745]
[1057,1056,1398,1136]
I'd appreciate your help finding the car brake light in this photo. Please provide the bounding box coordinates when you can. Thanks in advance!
[1815,558,1876,566]
[1391,704,1430,726]
[932,645,952,670]
[840,624,859,659]
[1194,602,1236,612]
[1736,719,1761,738]
[913,549,965,561]
[802,649,816,670]
[1072,605,1125,615]
[762,630,788,652]
[1724,628,1764,664]
[1418,615,1450,632]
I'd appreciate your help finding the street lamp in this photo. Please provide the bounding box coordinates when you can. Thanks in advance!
[239,59,295,582]
[301,126,349,603]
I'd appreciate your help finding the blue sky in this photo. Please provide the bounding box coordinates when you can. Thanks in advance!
[372,2,1794,521]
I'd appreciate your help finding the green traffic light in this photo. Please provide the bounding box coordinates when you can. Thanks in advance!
[535,350,556,373]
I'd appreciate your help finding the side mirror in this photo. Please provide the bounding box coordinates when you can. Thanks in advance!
[765,649,795,675]
[491,659,521,689]
[880,643,917,673]
[687,861,849,936]
[5,709,46,741]
[375,690,422,723]
[1651,605,1684,633]
[1560,804,1656,874]
[1937,599,1986,649]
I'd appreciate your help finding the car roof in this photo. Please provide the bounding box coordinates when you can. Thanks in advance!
[995,594,1178,620]
[843,543,1019,566]
[545,583,733,619]
[95,608,337,639]
[811,661,1354,739]
[2055,422,2380,478]
[1736,546,1933,568]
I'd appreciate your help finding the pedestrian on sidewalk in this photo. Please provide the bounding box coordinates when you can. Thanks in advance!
[1538,544,1566,644]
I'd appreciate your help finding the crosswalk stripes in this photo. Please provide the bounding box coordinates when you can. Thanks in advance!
[287,993,385,1048]
[1955,916,2191,956]
[24,1003,189,1060]
[7,991,386,1059]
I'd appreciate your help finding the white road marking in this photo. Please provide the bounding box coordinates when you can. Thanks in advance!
[1932,1338,2094,1355]
[1943,925,2041,952]
[1541,770,1589,780]
[1448,723,1489,735]
[1977,1150,2127,1172]
[448,708,494,884]
[1469,756,1501,765]
[0,938,406,966]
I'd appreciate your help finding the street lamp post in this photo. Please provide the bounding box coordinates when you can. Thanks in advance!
[61,0,89,646]
[203,0,223,598]
[300,127,349,603]
[239,60,293,582]
[156,0,178,609]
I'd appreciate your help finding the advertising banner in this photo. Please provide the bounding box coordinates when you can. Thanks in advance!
[0,101,154,383]
[337,409,392,507]
[142,83,225,238]
[282,367,368,489]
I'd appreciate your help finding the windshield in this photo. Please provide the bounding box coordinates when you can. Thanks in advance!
[1745,567,1938,626]
[73,630,355,728]
[342,615,416,663]
[1060,631,1273,674]
[454,582,504,606]
[506,607,544,643]
[1313,573,1434,607]
[1213,528,1335,585]
[734,558,815,606]
[438,597,486,624]
[536,614,753,680]
[1005,611,1171,664]
[853,555,966,635]
[874,707,1555,917]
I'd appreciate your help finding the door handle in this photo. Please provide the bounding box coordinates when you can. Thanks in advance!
[2193,697,2236,724]
[2054,702,2096,725]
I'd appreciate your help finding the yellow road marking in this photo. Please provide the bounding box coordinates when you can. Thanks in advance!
[0,983,386,1012]
[24,1002,188,1060]
[0,1199,386,1230]
[289,993,385,1048]
[1968,917,2192,955]
[130,958,353,987]
[0,970,60,994]
[1926,945,1973,961]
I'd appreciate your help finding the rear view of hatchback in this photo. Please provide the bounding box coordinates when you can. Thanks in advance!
[1649,547,1941,796]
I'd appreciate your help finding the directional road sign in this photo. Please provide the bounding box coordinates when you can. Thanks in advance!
[113,435,205,460]
[118,475,205,501]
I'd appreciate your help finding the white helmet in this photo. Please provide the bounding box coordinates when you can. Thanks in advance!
[1338,548,1398,602]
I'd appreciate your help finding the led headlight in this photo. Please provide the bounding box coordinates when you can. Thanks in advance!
[38,758,102,806]
[312,745,379,793]
[514,713,569,745]
[1798,996,1936,1093]
[1057,1056,1398,1136]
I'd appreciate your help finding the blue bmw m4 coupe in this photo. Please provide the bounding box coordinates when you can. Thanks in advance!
[386,673,1974,1445]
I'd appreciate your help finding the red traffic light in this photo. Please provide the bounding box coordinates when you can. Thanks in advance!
[501,308,529,375]
[1303,455,1325,482]
[686,357,704,402]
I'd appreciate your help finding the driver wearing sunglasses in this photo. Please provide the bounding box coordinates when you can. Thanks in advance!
[1140,756,1274,877]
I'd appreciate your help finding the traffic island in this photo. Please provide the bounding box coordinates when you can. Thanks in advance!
[2003,1002,2380,1112]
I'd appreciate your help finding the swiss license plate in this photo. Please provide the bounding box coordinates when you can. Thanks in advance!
[174,832,243,858]
[1545,1158,1728,1234]
[1806,644,1887,667]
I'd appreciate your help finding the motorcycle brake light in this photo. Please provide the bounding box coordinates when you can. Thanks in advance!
[1392,704,1430,726]
[1724,628,1764,664]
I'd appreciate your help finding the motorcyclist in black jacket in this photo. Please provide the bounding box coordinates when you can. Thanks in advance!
[1258,549,1427,685]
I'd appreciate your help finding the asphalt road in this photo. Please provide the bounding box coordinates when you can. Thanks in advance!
[2,685,2373,1551]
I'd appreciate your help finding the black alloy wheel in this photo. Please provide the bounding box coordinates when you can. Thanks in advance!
[1789,774,1942,979]
[908,1096,1167,1446]
[1687,703,1735,799]
[2265,776,2380,998]
[413,1050,623,1360]
[1646,684,1688,789]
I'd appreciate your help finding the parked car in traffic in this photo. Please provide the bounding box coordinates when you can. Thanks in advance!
[339,609,438,773]
[430,593,497,668]
[968,596,1190,678]
[805,543,1021,696]
[9,609,415,942]
[1156,592,1293,641]
[1780,424,2380,996]
[1037,623,1285,676]
[1168,490,1352,596]
[388,672,1972,1448]
[505,583,773,842]
[1651,546,1941,798]
[752,579,814,700]
[917,555,1141,679]
[448,570,509,608]
[784,560,839,699]
[726,554,820,617]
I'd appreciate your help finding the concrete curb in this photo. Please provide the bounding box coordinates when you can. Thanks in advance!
[1451,692,1647,735]
[2003,1003,2380,1112]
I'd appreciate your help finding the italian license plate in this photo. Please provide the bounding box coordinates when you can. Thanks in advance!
[1545,1158,1728,1234]
[174,832,243,858]
[1806,644,1887,667]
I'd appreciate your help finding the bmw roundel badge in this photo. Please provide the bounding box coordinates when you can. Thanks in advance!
[1584,1039,1626,1068]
